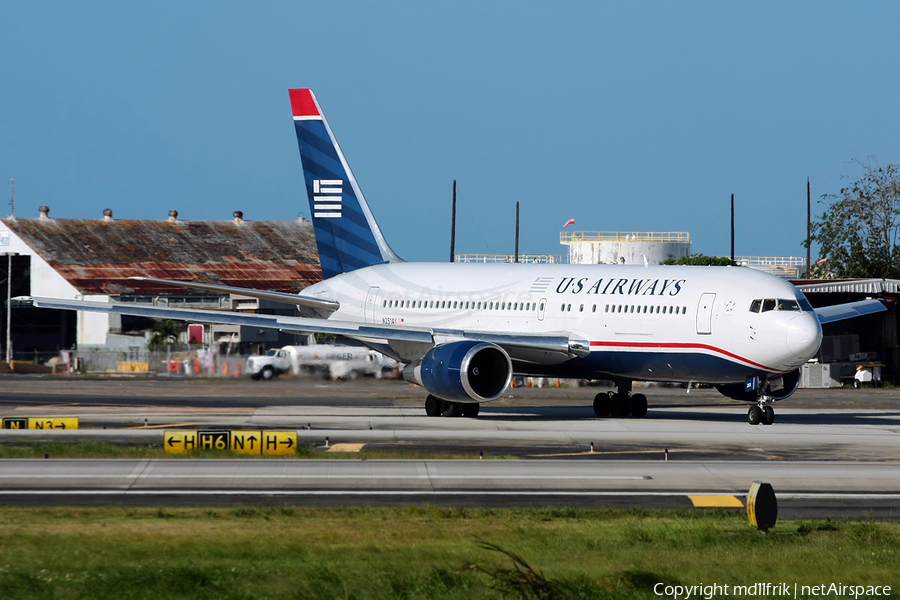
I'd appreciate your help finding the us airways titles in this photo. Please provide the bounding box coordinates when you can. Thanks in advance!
[553,277,686,296]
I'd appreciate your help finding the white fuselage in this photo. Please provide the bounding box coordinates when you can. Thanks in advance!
[302,263,822,384]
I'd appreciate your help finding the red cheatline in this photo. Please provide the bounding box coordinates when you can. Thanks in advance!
[562,219,575,228]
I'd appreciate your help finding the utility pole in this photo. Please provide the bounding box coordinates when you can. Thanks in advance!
[806,178,811,278]
[9,179,14,218]
[450,180,457,262]
[5,253,13,365]
[730,194,735,263]
[514,202,520,263]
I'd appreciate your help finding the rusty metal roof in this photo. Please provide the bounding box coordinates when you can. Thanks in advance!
[1,217,322,295]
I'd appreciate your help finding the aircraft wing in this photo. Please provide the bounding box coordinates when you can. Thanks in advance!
[29,296,428,343]
[26,296,586,362]
[128,277,339,313]
[814,299,886,324]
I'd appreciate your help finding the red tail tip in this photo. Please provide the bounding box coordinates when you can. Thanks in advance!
[289,88,319,117]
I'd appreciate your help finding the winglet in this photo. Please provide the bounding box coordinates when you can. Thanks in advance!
[289,88,320,119]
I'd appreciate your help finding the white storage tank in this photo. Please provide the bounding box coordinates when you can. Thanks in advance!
[561,231,691,265]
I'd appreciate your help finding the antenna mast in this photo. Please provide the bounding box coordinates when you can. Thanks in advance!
[9,179,14,218]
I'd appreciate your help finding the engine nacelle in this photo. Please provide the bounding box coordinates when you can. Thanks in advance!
[715,369,801,402]
[402,341,512,403]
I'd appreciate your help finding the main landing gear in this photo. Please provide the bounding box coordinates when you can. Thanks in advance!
[592,381,648,418]
[748,402,775,426]
[424,394,480,418]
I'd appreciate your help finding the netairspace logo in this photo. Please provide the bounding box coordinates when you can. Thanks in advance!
[654,582,892,600]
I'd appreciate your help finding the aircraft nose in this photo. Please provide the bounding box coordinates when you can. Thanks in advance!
[786,313,822,359]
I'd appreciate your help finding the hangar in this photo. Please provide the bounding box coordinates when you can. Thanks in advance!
[1,207,321,363]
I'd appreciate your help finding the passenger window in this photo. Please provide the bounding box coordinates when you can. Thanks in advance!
[592,304,597,313]
[617,305,622,313]
[662,306,667,314]
[630,305,634,313]
[579,304,584,312]
[567,304,572,312]
[683,306,687,314]
[762,299,776,312]
[778,299,800,311]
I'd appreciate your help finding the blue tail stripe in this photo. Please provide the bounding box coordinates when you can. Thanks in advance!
[313,218,381,259]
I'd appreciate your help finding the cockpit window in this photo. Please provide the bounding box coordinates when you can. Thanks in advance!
[749,299,761,313]
[797,297,814,312]
[266,349,277,356]
[761,299,776,312]
[778,299,801,311]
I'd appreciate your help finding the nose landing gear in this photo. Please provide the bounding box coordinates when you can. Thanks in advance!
[748,401,775,425]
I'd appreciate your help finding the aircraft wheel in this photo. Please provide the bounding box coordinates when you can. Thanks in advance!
[592,393,610,417]
[425,395,442,417]
[629,393,648,418]
[442,401,463,418]
[748,405,763,425]
[461,403,480,418]
[763,405,775,425]
[610,395,630,417]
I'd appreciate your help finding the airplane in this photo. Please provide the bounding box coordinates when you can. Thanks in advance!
[27,88,886,425]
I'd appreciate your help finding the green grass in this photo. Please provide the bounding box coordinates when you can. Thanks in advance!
[0,506,896,599]
[0,442,515,460]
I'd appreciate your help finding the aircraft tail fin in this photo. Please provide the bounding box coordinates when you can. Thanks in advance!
[289,88,401,279]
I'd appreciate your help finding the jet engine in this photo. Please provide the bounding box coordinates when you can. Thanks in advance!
[402,340,512,403]
[715,369,802,402]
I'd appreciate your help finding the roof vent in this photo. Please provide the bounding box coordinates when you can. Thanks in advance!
[103,208,113,222]
[39,206,50,219]
[168,209,178,222]
[233,210,244,223]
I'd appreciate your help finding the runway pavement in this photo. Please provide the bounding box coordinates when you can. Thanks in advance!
[1,376,899,517]
[0,458,897,518]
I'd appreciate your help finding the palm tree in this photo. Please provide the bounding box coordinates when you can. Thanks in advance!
[147,320,182,351]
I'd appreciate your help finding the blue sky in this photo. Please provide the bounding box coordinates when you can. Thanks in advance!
[2,1,898,262]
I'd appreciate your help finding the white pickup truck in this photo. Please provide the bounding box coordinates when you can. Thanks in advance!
[247,348,293,380]
[246,345,397,381]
